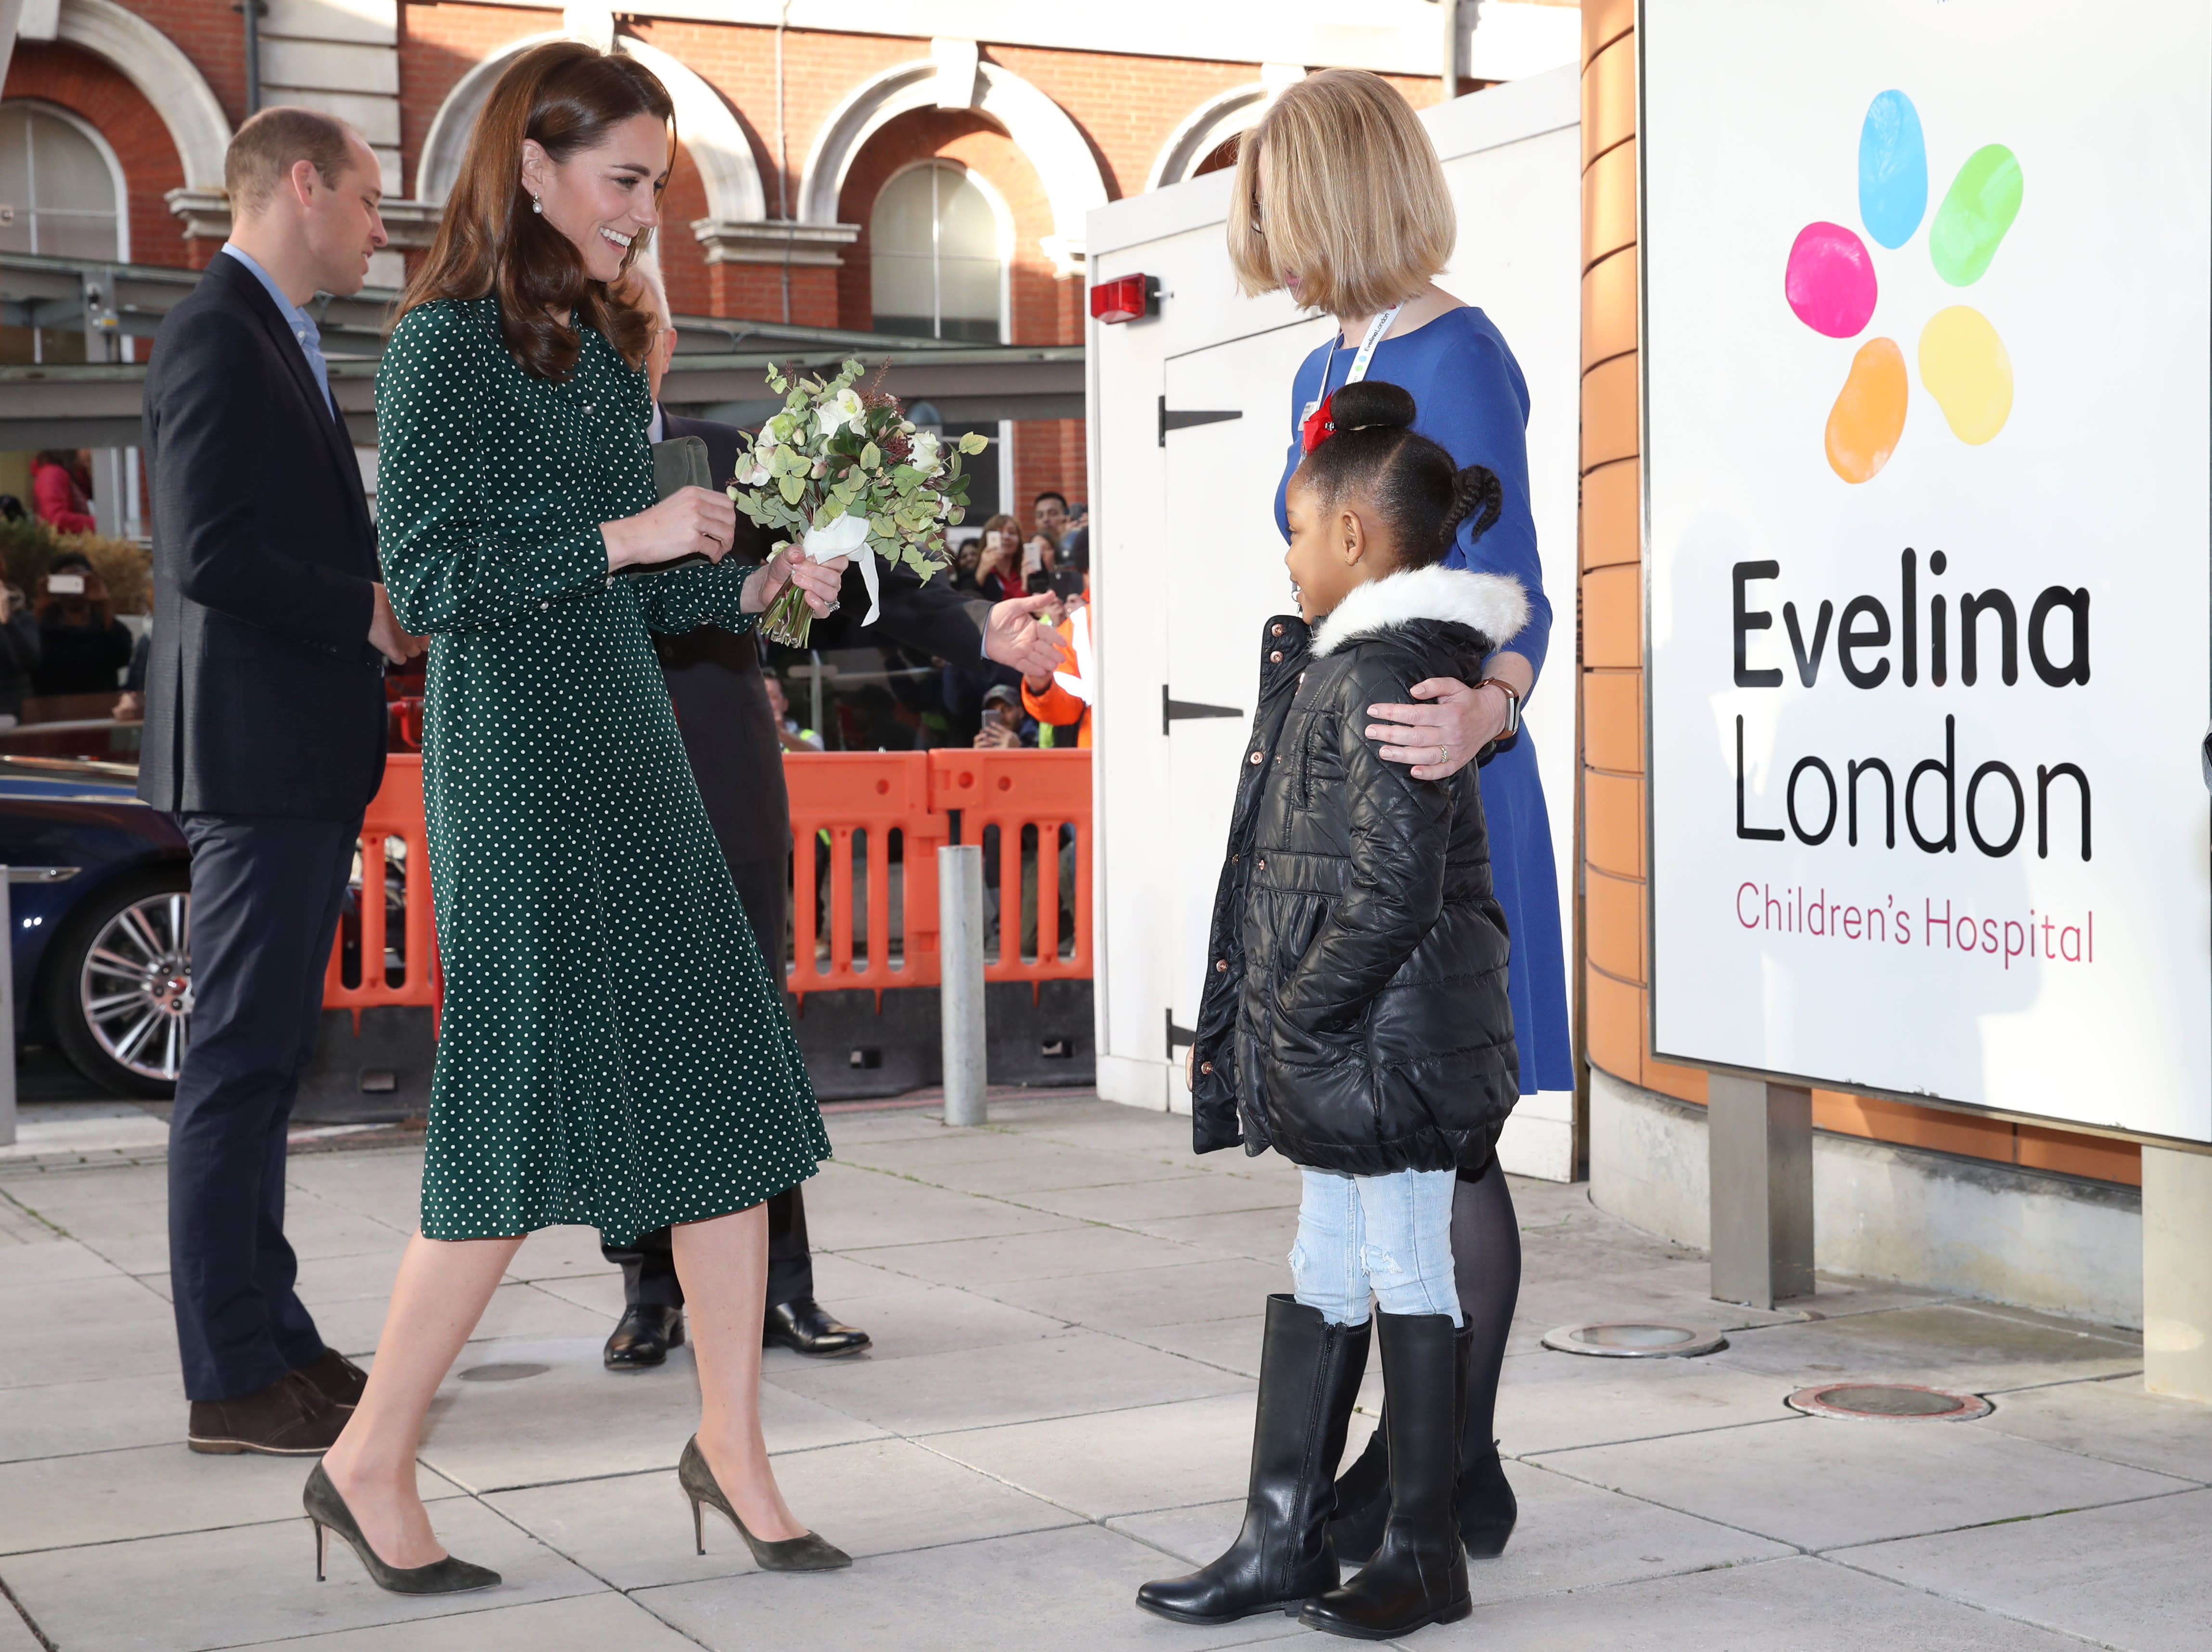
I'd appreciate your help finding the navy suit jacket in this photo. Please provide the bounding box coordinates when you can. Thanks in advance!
[138,251,387,819]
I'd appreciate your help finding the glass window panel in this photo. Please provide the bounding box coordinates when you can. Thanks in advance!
[27,112,115,213]
[936,173,998,261]
[0,111,32,220]
[36,212,119,261]
[871,252,935,335]
[868,162,1003,342]
[870,167,937,258]
[938,254,1000,334]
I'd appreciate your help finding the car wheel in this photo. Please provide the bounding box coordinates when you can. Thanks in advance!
[45,866,192,1099]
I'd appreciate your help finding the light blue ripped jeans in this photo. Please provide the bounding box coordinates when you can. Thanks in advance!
[1289,1167,1462,1327]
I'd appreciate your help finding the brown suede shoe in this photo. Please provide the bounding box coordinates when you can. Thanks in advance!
[294,1347,369,1409]
[187,1371,345,1456]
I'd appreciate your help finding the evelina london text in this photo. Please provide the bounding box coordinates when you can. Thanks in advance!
[1735,883,2092,971]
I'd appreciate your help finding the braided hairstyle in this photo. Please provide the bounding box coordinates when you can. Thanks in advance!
[1294,380,1501,569]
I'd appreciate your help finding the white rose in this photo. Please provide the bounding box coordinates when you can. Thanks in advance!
[909,430,943,473]
[819,387,866,439]
[738,436,775,488]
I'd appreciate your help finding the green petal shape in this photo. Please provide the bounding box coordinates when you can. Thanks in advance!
[1929,144,2022,286]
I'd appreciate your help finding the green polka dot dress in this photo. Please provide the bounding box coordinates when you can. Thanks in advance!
[374,295,828,1246]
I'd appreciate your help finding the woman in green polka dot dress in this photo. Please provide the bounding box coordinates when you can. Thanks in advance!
[311,42,851,1593]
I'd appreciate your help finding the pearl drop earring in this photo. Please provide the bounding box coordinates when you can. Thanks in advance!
[530,193,543,215]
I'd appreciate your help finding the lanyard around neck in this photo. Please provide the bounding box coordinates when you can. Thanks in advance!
[1324,303,1404,395]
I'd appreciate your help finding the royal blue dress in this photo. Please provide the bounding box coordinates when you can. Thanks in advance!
[1275,306,1574,1094]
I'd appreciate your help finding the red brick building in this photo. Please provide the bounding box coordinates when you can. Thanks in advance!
[0,0,1579,522]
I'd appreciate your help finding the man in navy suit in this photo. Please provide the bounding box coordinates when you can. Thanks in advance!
[141,107,423,1455]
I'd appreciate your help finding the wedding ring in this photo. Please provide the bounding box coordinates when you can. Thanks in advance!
[1437,744,1450,765]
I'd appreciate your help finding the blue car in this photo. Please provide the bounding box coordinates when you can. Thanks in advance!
[0,754,191,1097]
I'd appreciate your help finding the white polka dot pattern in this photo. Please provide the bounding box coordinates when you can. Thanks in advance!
[374,296,829,1245]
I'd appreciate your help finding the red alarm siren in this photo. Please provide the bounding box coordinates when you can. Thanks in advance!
[1089,273,1157,324]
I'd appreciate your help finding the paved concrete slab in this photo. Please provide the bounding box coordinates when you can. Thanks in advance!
[1712,1300,2143,1392]
[414,1336,886,1491]
[1111,1457,1796,1605]
[1492,1345,1800,1455]
[488,1437,1078,1591]
[0,1446,461,1556]
[2,1095,2203,1652]
[1433,1552,2096,1650]
[1839,1487,2212,1652]
[637,1522,1308,1652]
[221,1592,704,1652]
[1538,1412,2194,1550]
[1979,1374,2212,1482]
[763,1327,1250,1435]
[1,1497,607,1651]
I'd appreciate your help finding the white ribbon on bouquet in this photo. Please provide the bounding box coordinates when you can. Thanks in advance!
[797,512,880,626]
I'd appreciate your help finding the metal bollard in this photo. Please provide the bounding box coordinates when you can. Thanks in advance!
[937,844,987,1126]
[0,868,15,1148]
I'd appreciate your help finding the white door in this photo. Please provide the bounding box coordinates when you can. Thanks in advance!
[1158,320,1332,1072]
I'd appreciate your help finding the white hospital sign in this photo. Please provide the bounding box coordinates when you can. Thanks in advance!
[1641,0,2212,1144]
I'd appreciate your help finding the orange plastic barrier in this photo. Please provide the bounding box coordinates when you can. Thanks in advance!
[323,755,440,1031]
[324,748,1093,1016]
[927,748,1093,990]
[786,748,1092,1001]
[786,751,951,998]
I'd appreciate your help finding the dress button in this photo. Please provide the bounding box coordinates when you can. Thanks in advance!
[1271,623,1285,636]
[583,403,594,414]
[1269,650,1283,662]
[1248,751,1262,765]
[1200,1061,1213,1074]
[1257,858,1266,869]
[540,600,551,611]
[1215,958,1228,972]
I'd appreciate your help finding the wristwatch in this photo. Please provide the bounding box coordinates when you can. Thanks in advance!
[1476,677,1522,738]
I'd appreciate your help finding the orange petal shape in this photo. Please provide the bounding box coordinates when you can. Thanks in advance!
[1825,336,1908,484]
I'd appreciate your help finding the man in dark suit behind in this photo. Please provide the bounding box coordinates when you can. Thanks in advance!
[598,256,1070,1370]
[141,108,423,1454]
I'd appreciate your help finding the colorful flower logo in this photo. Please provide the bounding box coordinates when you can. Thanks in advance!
[1784,90,2023,483]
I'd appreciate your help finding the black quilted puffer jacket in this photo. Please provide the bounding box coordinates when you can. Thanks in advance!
[1189,564,1526,1176]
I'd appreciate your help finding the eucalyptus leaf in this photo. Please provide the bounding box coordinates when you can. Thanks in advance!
[778,473,805,505]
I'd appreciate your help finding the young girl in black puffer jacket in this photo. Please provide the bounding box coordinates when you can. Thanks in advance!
[1138,381,1525,1642]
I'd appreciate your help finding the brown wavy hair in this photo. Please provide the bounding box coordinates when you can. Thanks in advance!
[398,40,674,381]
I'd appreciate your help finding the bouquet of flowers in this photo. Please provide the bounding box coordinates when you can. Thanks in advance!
[727,360,989,647]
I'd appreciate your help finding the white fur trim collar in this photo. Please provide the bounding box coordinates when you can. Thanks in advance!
[1308,564,1530,659]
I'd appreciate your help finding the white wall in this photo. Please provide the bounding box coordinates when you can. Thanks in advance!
[1084,67,1583,1178]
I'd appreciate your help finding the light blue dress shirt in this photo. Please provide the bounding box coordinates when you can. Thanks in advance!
[219,242,336,419]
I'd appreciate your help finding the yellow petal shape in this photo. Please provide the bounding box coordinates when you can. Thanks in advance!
[1825,336,1908,484]
[1917,305,2012,445]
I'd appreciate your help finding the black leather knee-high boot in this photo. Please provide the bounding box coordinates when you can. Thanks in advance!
[1135,1295,1370,1625]
[1302,1312,1474,1639]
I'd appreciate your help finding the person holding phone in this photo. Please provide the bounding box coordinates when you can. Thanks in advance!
[0,576,41,725]
[32,552,134,697]
[974,514,1023,602]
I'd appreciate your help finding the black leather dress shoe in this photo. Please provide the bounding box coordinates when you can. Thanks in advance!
[763,1298,870,1357]
[604,1304,685,1370]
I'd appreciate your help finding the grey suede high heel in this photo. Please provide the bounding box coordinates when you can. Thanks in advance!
[679,1436,851,1571]
[303,1463,501,1595]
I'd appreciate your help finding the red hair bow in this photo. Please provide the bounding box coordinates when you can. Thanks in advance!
[1300,391,1336,454]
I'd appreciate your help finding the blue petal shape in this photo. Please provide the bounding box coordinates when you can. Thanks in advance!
[1858,90,1928,249]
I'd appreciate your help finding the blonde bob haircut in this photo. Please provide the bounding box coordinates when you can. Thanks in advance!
[1227,69,1454,319]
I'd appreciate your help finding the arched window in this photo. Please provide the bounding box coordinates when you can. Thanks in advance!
[870,162,1003,343]
[0,102,126,261]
